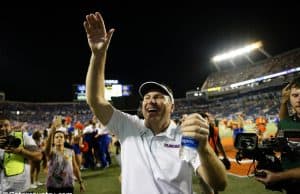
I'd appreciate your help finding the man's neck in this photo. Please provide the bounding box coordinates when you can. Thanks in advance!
[146,120,170,135]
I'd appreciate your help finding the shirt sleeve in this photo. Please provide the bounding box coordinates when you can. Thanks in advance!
[106,108,143,142]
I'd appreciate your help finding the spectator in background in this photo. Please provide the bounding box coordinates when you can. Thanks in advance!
[84,11,227,194]
[236,113,245,134]
[76,121,89,170]
[227,114,244,141]
[0,119,43,192]
[94,121,111,168]
[30,130,44,188]
[255,116,268,142]
[203,113,230,194]
[256,77,300,194]
[72,131,84,170]
[82,120,96,169]
[205,113,230,168]
[45,118,85,193]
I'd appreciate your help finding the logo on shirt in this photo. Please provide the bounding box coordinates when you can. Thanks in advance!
[164,143,180,148]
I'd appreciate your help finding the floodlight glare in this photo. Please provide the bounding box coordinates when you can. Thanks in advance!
[212,41,262,63]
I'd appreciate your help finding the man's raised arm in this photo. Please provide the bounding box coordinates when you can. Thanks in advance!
[84,12,115,125]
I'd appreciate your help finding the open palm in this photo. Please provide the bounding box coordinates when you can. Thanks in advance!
[84,12,114,53]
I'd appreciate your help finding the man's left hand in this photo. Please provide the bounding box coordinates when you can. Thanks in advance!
[180,113,209,152]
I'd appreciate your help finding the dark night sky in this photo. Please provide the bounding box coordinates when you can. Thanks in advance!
[0,2,299,102]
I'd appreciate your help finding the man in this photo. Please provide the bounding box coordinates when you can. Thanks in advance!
[255,116,268,142]
[203,113,230,194]
[94,121,112,168]
[205,113,230,169]
[84,12,227,194]
[226,114,244,142]
[256,77,300,194]
[82,120,96,169]
[0,119,43,192]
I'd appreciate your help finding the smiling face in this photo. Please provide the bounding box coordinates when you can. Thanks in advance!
[290,86,300,117]
[142,91,174,129]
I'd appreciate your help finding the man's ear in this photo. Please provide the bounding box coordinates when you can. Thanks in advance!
[171,103,175,113]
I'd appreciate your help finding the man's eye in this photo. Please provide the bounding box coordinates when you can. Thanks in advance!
[155,95,165,99]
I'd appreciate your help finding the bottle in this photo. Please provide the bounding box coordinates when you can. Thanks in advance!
[179,136,199,163]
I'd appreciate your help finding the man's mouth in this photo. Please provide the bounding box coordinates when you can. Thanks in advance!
[147,107,159,113]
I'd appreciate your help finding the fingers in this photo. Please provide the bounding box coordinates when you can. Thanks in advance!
[83,11,115,51]
[255,170,269,183]
[95,12,106,33]
[181,126,209,140]
[255,177,265,183]
[83,21,91,34]
[189,113,208,123]
[4,147,14,153]
[180,113,209,140]
[181,113,209,129]
[106,28,115,46]
[181,123,209,134]
[84,12,105,35]
[0,141,6,145]
[181,129,208,138]
[86,14,98,28]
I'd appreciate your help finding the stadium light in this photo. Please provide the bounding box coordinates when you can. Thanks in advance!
[212,41,262,63]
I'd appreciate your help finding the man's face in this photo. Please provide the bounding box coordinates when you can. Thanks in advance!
[290,86,300,115]
[2,120,11,133]
[142,91,174,123]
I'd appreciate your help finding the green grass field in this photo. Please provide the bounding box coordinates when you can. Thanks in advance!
[28,122,283,193]
[28,156,282,194]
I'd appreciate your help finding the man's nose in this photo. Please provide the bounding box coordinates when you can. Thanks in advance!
[149,97,157,103]
[145,96,157,103]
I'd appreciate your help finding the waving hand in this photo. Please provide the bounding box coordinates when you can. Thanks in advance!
[83,12,114,54]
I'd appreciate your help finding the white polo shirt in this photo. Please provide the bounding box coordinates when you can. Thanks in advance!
[106,109,201,194]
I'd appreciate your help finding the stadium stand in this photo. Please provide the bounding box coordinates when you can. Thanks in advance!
[202,47,300,89]
[173,47,300,127]
[0,47,299,135]
[0,47,299,179]
[0,101,93,127]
